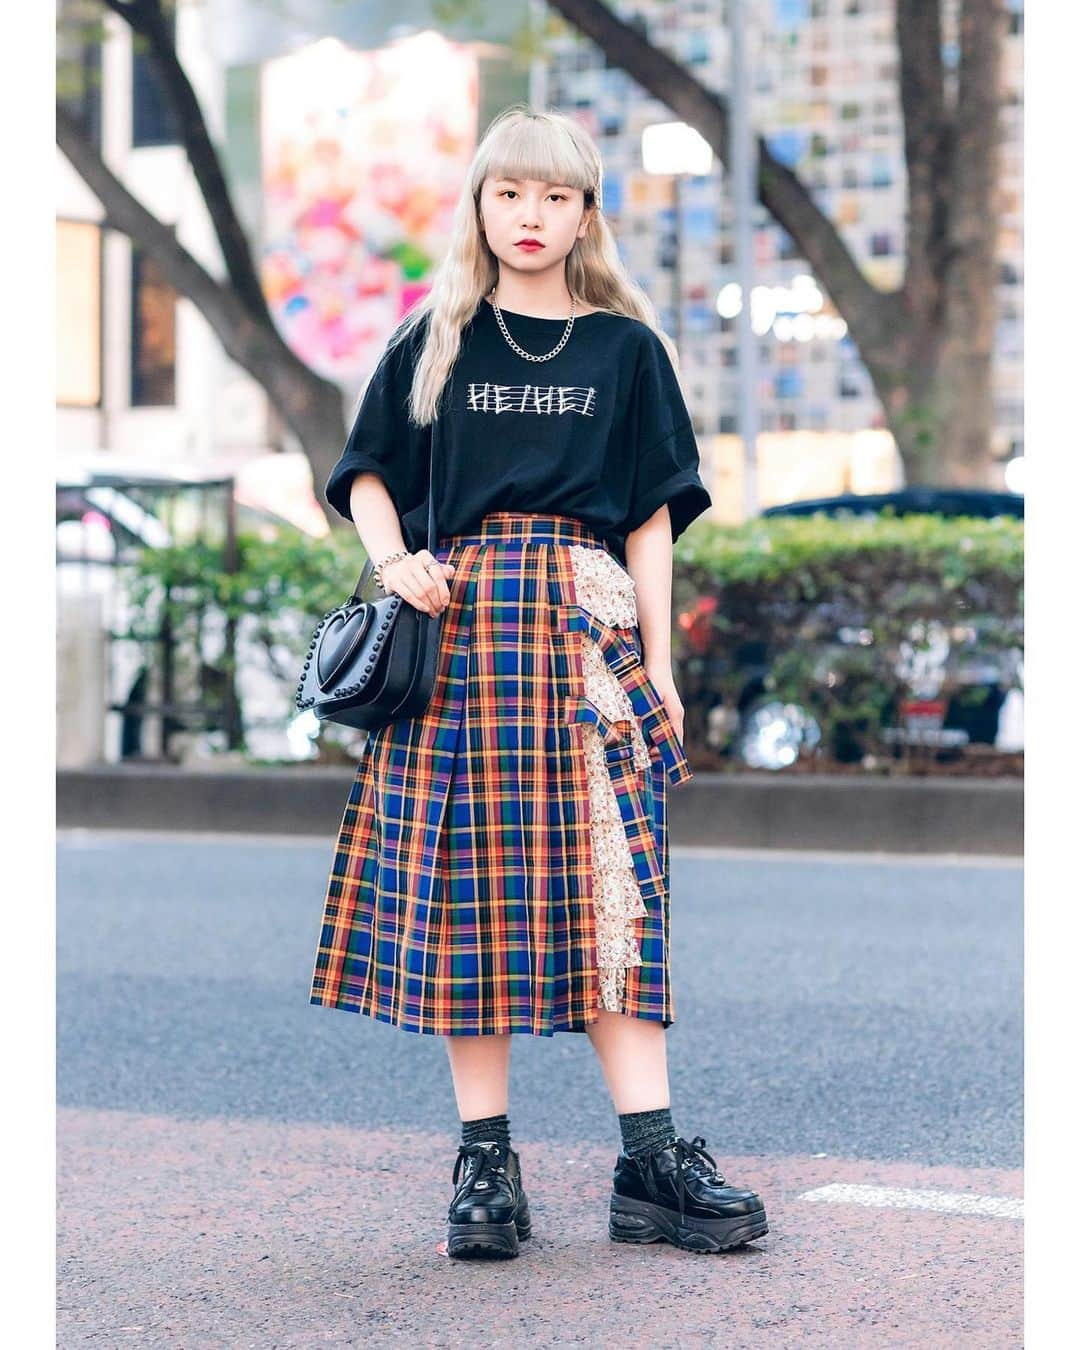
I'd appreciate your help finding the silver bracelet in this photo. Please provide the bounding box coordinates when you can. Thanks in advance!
[373,547,411,590]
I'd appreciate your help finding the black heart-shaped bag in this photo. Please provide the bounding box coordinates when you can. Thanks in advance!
[294,444,443,732]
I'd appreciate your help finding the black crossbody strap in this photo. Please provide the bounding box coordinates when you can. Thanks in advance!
[354,407,438,598]
[426,429,437,553]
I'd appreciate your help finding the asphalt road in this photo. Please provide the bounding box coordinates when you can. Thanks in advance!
[57,832,1023,1347]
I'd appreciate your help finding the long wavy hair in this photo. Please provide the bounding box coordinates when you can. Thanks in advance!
[361,105,683,426]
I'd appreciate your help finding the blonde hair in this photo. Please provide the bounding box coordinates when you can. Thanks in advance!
[363,105,684,426]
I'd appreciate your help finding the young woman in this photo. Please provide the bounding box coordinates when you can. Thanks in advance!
[308,107,768,1258]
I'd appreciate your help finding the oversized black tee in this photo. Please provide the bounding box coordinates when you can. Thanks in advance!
[324,298,712,566]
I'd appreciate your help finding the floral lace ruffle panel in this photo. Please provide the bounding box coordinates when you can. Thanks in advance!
[567,544,654,1013]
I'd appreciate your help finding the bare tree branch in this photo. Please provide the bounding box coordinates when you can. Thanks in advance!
[756,148,906,360]
[99,0,273,328]
[56,104,343,446]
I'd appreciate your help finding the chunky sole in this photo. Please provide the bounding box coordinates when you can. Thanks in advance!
[609,1193,768,1253]
[447,1203,532,1259]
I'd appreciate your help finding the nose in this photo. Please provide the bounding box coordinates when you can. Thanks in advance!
[519,198,544,228]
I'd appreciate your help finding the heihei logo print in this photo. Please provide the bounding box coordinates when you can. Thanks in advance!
[467,382,598,417]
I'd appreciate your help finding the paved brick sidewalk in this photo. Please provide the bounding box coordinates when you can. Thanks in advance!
[58,1107,1022,1347]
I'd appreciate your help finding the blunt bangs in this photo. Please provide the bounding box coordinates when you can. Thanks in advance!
[473,114,596,199]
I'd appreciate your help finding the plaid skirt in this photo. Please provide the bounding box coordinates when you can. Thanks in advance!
[308,511,693,1036]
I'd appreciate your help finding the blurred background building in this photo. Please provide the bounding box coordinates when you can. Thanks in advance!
[56,0,1024,524]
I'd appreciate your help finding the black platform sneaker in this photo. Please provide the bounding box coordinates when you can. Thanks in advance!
[446,1140,532,1259]
[609,1134,768,1253]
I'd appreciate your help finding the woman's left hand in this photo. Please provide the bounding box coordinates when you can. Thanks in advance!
[645,665,686,746]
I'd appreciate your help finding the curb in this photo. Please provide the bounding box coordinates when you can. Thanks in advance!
[57,765,1022,856]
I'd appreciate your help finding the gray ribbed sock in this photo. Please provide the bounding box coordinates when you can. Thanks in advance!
[460,1112,511,1149]
[619,1106,676,1158]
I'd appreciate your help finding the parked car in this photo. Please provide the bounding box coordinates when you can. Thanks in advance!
[761,486,1024,521]
[700,488,1024,769]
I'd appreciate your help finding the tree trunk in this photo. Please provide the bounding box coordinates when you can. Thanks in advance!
[874,0,1005,484]
[928,340,997,486]
[285,378,354,525]
[873,340,951,485]
[864,316,995,488]
[936,0,1006,481]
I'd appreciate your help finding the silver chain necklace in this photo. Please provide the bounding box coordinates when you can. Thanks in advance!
[488,288,577,362]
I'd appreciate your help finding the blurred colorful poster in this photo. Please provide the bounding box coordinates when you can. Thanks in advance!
[260,32,477,384]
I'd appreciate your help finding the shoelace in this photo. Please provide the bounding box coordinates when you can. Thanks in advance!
[670,1135,727,1217]
[452,1141,507,1195]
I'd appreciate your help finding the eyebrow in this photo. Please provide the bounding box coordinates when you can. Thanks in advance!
[494,178,573,188]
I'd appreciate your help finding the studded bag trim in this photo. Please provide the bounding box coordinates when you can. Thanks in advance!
[294,435,440,734]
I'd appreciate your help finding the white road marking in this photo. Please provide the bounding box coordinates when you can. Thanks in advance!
[799,1182,1023,1219]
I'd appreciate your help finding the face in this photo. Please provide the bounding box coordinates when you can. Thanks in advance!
[477,176,594,276]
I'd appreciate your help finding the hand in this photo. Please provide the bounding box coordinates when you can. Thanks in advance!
[645,665,686,746]
[382,550,455,616]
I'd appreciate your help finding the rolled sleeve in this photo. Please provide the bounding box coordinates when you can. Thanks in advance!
[323,314,430,524]
[625,430,712,542]
[325,452,400,524]
[625,332,712,544]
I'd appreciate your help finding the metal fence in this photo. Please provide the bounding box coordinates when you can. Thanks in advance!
[56,473,241,763]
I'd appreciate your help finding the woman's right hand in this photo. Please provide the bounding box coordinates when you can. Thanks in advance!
[381,550,455,616]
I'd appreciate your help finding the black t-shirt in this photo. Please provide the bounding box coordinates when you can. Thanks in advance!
[324,298,712,566]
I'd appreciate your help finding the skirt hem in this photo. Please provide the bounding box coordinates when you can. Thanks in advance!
[309,993,674,1037]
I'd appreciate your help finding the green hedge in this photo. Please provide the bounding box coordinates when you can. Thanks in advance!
[122,530,370,752]
[123,510,1023,766]
[671,510,1024,763]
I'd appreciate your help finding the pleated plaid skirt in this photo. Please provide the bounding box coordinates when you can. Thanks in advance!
[308,510,693,1036]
